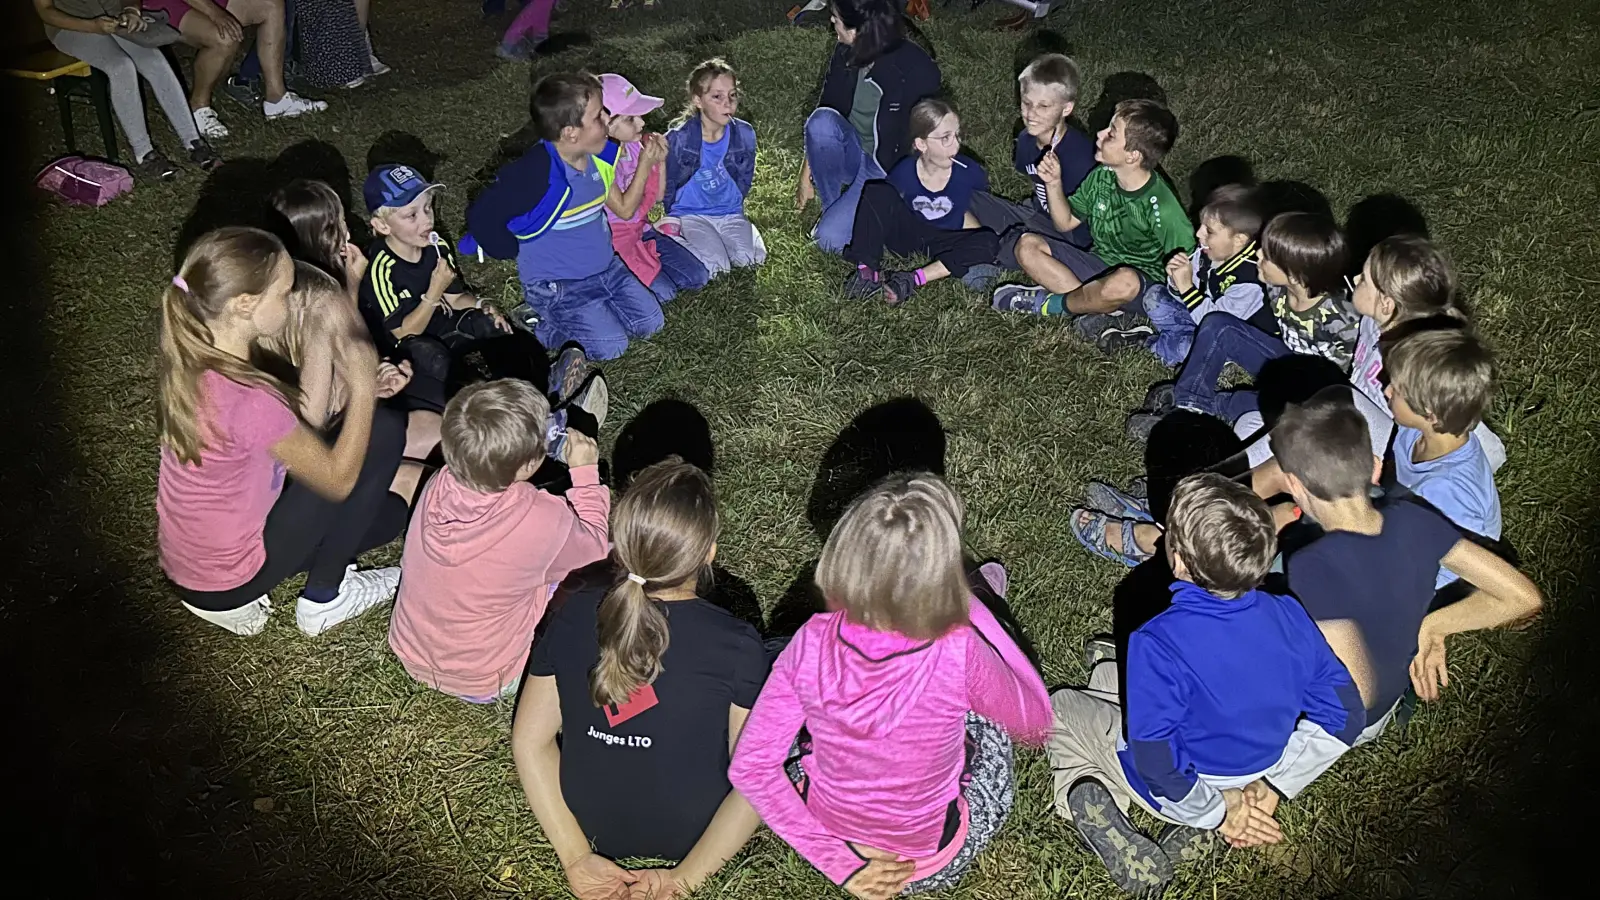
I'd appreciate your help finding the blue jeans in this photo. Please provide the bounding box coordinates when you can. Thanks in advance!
[519,255,664,361]
[805,107,885,254]
[1172,312,1291,423]
[1142,283,1198,366]
[240,0,298,83]
[645,230,711,303]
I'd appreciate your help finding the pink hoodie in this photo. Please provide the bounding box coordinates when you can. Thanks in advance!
[728,585,1050,885]
[389,465,610,700]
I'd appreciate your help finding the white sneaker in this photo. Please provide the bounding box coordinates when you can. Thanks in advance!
[368,53,391,76]
[296,565,400,636]
[193,106,229,140]
[263,91,329,119]
[183,596,271,636]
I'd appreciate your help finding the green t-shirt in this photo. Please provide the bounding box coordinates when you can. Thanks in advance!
[1067,166,1196,280]
[848,68,882,162]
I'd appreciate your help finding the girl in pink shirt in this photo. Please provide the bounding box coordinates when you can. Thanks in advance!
[157,227,416,637]
[729,473,1051,898]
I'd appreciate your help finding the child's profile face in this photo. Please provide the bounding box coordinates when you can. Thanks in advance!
[1350,257,1396,325]
[566,93,612,156]
[374,192,436,250]
[1094,116,1136,167]
[914,113,961,162]
[1258,248,1290,288]
[607,112,644,144]
[695,75,739,127]
[1385,382,1430,430]
[1019,84,1069,140]
[1196,215,1249,262]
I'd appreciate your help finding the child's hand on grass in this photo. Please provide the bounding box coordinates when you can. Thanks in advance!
[627,868,688,899]
[1219,786,1282,848]
[1242,778,1281,818]
[1166,251,1194,293]
[843,845,915,900]
[1410,630,1449,702]
[563,852,637,900]
[565,430,599,468]
[1036,150,1061,185]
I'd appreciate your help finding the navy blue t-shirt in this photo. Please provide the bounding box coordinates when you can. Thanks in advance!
[1012,126,1097,219]
[886,154,989,231]
[1286,500,1462,715]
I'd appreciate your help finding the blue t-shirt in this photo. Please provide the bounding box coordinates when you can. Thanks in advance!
[672,129,745,217]
[525,156,614,281]
[1287,500,1463,715]
[1012,126,1097,218]
[886,154,989,231]
[1393,425,1502,587]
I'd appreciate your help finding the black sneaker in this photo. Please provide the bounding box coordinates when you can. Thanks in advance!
[1066,779,1174,895]
[187,139,222,172]
[1155,822,1217,865]
[1141,382,1176,415]
[1125,411,1163,445]
[842,268,882,299]
[133,150,179,182]
[1073,310,1123,341]
[1097,322,1157,354]
[220,75,263,107]
[882,270,919,307]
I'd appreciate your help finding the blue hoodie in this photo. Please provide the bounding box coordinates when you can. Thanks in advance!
[1117,582,1365,827]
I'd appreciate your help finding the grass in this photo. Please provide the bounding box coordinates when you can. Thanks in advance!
[7,0,1600,897]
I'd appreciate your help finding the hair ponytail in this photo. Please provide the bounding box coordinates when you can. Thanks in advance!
[158,227,298,465]
[590,458,719,708]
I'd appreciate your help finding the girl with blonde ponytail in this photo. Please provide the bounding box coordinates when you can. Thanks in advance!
[512,458,766,900]
[157,226,416,639]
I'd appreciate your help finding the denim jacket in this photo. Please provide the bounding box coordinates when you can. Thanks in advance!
[662,115,757,216]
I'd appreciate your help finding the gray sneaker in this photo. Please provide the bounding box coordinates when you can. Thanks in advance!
[1125,411,1163,445]
[1066,779,1174,895]
[1096,321,1157,354]
[1155,822,1217,865]
[1142,382,1176,415]
[220,76,262,108]
[961,263,1004,293]
[991,283,1054,315]
[1073,311,1123,340]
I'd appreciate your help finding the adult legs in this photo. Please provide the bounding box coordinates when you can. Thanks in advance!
[113,37,203,146]
[240,0,295,83]
[226,0,291,103]
[1171,312,1291,418]
[804,107,879,253]
[47,32,155,160]
[176,8,245,112]
[677,214,734,277]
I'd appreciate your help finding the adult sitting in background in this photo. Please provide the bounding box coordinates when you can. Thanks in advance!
[143,0,325,140]
[33,0,221,179]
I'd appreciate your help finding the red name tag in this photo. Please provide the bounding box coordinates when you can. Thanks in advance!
[603,683,659,727]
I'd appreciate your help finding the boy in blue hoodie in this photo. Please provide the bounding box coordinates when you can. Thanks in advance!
[1046,473,1365,896]
[464,72,664,361]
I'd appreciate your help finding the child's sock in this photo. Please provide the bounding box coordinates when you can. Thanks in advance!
[857,264,880,282]
[912,267,930,286]
[301,584,338,604]
[1041,292,1067,316]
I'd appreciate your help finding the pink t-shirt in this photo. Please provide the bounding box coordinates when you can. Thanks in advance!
[157,371,298,592]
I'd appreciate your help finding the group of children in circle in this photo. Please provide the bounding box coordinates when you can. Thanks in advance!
[153,1,1544,897]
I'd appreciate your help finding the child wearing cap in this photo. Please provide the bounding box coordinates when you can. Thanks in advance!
[600,73,712,303]
[465,72,665,361]
[661,58,767,278]
[359,164,516,388]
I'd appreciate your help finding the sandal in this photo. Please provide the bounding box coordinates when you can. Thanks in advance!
[1071,507,1152,567]
[882,270,919,307]
[1084,480,1152,520]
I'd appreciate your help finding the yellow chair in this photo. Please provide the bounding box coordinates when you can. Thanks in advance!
[5,39,121,163]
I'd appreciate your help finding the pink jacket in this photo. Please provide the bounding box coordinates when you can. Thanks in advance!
[728,592,1050,885]
[389,465,610,699]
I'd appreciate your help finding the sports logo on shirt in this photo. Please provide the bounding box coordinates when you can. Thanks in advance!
[602,683,659,727]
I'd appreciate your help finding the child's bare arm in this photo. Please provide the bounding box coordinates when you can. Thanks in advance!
[1411,540,1543,701]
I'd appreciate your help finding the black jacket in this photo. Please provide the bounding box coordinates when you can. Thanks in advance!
[816,39,942,174]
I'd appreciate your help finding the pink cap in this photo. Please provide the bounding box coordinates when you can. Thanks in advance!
[600,73,664,117]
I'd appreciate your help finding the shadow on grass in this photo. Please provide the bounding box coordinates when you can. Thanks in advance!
[1344,192,1429,274]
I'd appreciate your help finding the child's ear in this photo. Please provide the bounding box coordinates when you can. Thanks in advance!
[1062,100,1076,120]
[370,215,390,237]
[1370,454,1383,486]
[704,542,718,566]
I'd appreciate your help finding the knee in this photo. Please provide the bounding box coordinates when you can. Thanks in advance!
[1015,232,1048,261]
[804,108,847,149]
[1106,269,1143,302]
[100,53,137,83]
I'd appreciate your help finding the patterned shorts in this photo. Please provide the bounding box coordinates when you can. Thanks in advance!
[782,712,1016,894]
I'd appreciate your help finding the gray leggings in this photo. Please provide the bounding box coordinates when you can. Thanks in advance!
[47,31,199,161]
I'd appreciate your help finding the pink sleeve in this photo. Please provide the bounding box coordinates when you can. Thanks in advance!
[539,464,611,578]
[728,644,865,886]
[964,598,1052,745]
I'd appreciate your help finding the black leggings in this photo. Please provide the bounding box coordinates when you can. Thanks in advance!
[845,180,1001,278]
[176,405,410,612]
[399,316,551,411]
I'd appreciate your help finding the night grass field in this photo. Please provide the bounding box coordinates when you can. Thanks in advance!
[7,0,1600,897]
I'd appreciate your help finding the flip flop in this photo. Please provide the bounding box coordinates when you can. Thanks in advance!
[1071,507,1151,567]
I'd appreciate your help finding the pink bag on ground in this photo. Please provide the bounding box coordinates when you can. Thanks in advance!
[35,155,133,207]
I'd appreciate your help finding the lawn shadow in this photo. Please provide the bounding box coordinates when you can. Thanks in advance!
[1188,154,1258,219]
[1082,71,1167,134]
[173,139,356,268]
[610,397,716,493]
[1344,192,1430,273]
[1257,178,1334,221]
[367,131,448,182]
[1011,29,1075,80]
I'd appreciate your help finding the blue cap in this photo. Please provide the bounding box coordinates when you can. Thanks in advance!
[363,164,442,214]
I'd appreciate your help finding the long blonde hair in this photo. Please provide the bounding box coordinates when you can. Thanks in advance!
[817,471,970,640]
[676,57,738,126]
[259,261,367,367]
[159,227,297,465]
[590,458,719,708]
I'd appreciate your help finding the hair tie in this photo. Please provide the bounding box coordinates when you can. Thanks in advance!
[171,275,189,293]
[626,572,647,586]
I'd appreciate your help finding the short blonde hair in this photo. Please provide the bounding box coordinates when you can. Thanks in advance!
[817,472,969,640]
[1166,474,1276,599]
[1384,324,1493,436]
[441,379,549,493]
[1019,53,1081,106]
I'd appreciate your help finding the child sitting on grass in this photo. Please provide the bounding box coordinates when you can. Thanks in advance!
[967,53,1097,286]
[661,58,767,278]
[989,99,1194,333]
[466,71,664,361]
[600,73,711,303]
[1112,183,1272,362]
[730,473,1050,898]
[843,98,1000,306]
[1126,212,1358,443]
[389,379,609,703]
[1270,389,1541,742]
[1047,474,1364,896]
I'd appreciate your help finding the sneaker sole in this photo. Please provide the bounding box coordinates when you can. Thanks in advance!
[1067,780,1173,894]
[1156,823,1217,865]
[571,372,609,430]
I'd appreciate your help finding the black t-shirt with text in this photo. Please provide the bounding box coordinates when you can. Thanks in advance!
[526,575,768,861]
